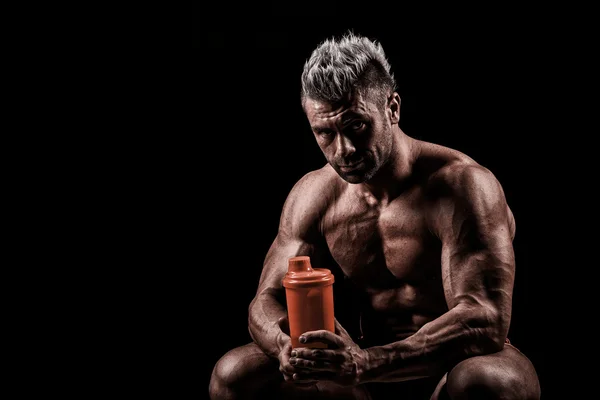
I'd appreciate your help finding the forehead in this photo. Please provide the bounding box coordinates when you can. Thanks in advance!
[304,93,377,126]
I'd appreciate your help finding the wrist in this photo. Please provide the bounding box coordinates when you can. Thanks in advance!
[357,346,386,384]
[356,347,373,384]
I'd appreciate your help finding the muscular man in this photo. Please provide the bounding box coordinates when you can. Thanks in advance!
[209,32,541,399]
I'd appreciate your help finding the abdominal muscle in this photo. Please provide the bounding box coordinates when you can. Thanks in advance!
[352,283,447,347]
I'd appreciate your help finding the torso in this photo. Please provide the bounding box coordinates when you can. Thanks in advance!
[322,177,446,341]
[312,141,513,342]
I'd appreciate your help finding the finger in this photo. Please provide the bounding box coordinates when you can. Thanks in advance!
[300,330,344,348]
[280,341,292,363]
[281,349,314,384]
[334,318,351,338]
[280,364,296,380]
[280,360,302,380]
[279,341,298,378]
[291,348,343,362]
[289,357,336,372]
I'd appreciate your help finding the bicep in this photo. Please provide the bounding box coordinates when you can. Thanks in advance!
[256,233,323,296]
[432,166,516,312]
[255,176,330,297]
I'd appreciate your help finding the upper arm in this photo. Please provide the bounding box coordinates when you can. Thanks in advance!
[428,164,515,327]
[255,170,332,298]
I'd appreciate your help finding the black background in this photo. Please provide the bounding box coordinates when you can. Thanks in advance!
[194,9,582,398]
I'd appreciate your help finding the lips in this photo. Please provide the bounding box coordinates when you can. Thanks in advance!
[339,160,364,172]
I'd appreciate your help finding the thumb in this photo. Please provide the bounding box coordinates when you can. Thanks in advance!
[278,315,290,334]
[334,318,351,338]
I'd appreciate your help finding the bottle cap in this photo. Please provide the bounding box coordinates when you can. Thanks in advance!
[282,256,334,288]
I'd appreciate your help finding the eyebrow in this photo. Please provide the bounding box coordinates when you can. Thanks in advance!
[312,126,335,133]
[340,111,363,124]
[312,112,365,132]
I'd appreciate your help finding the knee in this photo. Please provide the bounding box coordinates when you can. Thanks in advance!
[446,361,539,400]
[209,349,246,399]
[209,345,278,400]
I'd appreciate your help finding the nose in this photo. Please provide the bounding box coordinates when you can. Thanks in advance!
[335,133,356,160]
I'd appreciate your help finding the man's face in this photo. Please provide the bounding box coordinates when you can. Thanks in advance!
[304,92,395,184]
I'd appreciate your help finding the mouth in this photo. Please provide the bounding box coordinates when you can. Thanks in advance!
[339,160,364,172]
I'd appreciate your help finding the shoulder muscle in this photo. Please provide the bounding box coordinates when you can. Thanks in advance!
[427,162,513,246]
[279,166,338,242]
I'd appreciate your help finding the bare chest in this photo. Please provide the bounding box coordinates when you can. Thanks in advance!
[322,189,442,295]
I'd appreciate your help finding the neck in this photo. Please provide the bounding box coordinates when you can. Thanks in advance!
[358,129,419,204]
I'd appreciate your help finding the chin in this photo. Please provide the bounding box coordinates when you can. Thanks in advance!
[332,163,376,184]
[341,175,366,184]
[339,170,371,184]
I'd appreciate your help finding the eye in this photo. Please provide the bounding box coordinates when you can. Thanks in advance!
[349,121,365,131]
[316,129,335,137]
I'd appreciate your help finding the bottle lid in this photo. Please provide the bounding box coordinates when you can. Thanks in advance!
[282,256,335,288]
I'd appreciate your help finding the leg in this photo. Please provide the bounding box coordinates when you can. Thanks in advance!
[433,343,541,400]
[209,343,281,399]
[364,376,447,400]
[209,342,372,399]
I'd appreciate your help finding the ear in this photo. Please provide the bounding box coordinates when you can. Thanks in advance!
[388,92,400,125]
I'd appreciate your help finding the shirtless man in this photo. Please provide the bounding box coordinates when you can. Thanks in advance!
[209,32,541,399]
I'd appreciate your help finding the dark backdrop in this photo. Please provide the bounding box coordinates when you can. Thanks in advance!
[196,16,564,399]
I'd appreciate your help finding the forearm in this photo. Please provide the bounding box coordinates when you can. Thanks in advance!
[248,288,288,359]
[359,304,505,383]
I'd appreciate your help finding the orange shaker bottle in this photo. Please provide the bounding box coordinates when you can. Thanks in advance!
[282,256,335,349]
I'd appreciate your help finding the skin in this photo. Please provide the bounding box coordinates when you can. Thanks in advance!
[209,88,541,399]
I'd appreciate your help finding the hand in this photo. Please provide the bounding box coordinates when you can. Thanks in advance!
[289,319,367,386]
[276,316,317,385]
